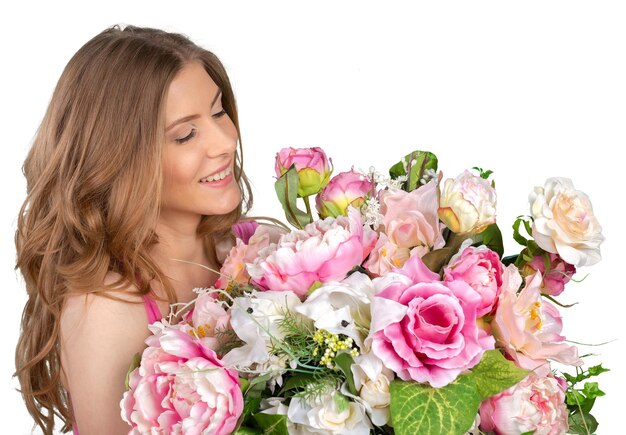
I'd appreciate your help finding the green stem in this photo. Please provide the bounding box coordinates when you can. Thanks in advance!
[302,195,314,223]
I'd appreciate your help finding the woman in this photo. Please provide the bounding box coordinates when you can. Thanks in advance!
[14,24,261,434]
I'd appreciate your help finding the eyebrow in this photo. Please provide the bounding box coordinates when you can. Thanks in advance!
[165,88,223,132]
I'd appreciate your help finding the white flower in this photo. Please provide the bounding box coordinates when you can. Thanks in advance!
[222,290,304,369]
[295,272,375,349]
[350,352,394,426]
[529,177,604,267]
[287,392,372,434]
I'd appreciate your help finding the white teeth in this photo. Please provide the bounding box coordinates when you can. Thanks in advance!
[200,166,232,183]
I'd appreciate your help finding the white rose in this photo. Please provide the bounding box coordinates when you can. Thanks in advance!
[438,170,497,235]
[350,352,394,426]
[529,177,604,267]
[295,272,375,349]
[287,392,372,434]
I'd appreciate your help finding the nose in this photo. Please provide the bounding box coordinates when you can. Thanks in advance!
[202,116,238,159]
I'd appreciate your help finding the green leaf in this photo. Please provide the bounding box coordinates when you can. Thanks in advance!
[246,373,270,398]
[582,382,605,399]
[473,224,504,259]
[389,376,481,435]
[467,350,529,400]
[279,373,316,395]
[588,364,610,377]
[252,413,290,435]
[334,352,358,395]
[242,396,263,418]
[502,254,518,266]
[124,352,141,390]
[274,165,312,229]
[234,427,262,435]
[568,411,599,434]
[512,218,529,247]
[421,247,454,274]
[389,150,438,191]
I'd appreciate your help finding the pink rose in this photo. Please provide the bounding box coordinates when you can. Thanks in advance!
[121,323,243,434]
[443,245,504,317]
[275,147,333,197]
[479,372,568,435]
[492,266,582,372]
[247,207,378,297]
[378,179,446,250]
[523,253,576,296]
[315,169,375,218]
[368,255,495,388]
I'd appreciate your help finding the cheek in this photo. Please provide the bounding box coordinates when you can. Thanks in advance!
[162,148,201,189]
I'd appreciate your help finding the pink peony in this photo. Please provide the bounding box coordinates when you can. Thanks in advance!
[231,220,260,244]
[120,322,243,434]
[523,253,576,296]
[215,225,278,289]
[492,266,582,372]
[443,245,504,317]
[315,169,375,218]
[247,207,378,297]
[378,179,446,250]
[368,255,495,388]
[275,147,333,197]
[479,372,569,435]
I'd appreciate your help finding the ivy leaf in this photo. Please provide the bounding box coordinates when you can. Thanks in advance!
[274,164,312,229]
[389,376,481,435]
[466,350,529,400]
[252,413,289,435]
[568,411,599,434]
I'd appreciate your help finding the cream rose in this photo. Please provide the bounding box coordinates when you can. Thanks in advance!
[529,177,604,267]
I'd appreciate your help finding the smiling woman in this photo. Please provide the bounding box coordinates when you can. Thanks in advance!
[13,24,255,434]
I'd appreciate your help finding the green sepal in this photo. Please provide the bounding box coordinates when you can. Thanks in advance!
[124,352,141,390]
[274,164,313,229]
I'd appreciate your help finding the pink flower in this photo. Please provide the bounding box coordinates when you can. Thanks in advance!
[275,147,333,197]
[523,253,576,296]
[443,245,504,317]
[215,225,277,289]
[378,179,446,250]
[178,295,232,352]
[492,266,582,372]
[121,322,243,435]
[479,372,568,435]
[363,233,411,276]
[232,220,260,244]
[368,255,495,388]
[247,207,378,297]
[315,169,375,218]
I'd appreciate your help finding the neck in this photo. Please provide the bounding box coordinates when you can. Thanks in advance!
[153,210,206,266]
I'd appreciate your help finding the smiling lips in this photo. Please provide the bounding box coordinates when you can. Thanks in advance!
[199,163,232,183]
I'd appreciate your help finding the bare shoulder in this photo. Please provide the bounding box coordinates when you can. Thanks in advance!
[60,271,152,434]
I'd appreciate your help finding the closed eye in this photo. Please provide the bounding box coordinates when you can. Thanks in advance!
[174,109,228,144]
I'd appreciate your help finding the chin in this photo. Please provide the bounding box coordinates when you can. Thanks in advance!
[203,186,242,216]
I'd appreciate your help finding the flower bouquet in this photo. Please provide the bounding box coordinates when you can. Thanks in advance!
[121,147,607,434]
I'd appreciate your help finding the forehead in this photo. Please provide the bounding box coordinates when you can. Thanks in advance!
[165,62,219,118]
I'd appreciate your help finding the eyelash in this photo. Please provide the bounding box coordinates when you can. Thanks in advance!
[175,109,228,144]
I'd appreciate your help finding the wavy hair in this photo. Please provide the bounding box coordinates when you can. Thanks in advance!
[14,24,253,433]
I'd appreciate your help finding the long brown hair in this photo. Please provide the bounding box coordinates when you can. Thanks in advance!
[14,24,253,434]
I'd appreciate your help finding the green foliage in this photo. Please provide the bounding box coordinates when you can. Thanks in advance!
[562,364,609,434]
[471,166,494,180]
[272,309,318,366]
[252,413,290,435]
[471,223,504,259]
[124,352,141,390]
[274,164,313,229]
[389,350,528,435]
[389,150,438,191]
[390,376,481,435]
[334,352,358,395]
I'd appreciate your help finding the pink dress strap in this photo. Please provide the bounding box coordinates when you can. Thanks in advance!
[143,293,162,324]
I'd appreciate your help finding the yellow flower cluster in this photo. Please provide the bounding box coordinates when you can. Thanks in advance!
[312,329,360,369]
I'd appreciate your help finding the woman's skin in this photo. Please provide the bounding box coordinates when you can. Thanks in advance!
[59,61,242,434]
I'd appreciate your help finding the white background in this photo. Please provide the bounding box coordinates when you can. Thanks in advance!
[1,1,624,433]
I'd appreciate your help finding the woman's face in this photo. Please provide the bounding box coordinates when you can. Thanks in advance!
[161,61,241,221]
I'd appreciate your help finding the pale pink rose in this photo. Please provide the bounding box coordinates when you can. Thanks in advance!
[378,179,446,250]
[438,170,497,235]
[247,207,378,297]
[479,372,568,435]
[492,266,582,372]
[529,177,604,267]
[275,147,333,197]
[121,322,243,435]
[368,255,495,388]
[443,245,504,317]
[523,253,576,296]
[215,225,276,289]
[316,169,375,218]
